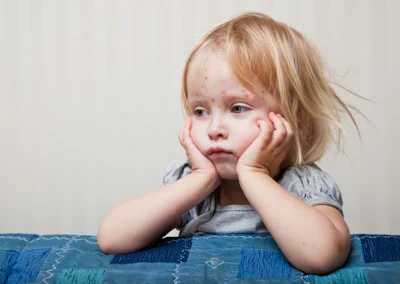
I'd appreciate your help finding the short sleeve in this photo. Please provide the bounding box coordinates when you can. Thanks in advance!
[162,159,192,185]
[279,164,344,216]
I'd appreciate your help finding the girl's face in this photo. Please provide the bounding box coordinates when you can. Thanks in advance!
[186,51,280,180]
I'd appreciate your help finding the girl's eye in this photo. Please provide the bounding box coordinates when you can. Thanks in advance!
[193,109,209,117]
[232,105,249,114]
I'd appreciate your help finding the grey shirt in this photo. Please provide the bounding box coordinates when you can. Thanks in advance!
[163,159,343,236]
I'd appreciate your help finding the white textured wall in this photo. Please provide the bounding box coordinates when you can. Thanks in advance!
[1,0,399,236]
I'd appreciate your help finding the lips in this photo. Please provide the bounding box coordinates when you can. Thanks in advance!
[206,147,232,156]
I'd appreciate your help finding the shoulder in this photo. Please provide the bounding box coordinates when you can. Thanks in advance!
[279,164,344,215]
[162,159,192,185]
[279,163,336,190]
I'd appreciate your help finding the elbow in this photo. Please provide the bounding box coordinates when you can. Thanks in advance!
[303,257,342,276]
[97,233,142,255]
[97,237,114,255]
[97,229,119,255]
[301,235,351,275]
[97,221,117,254]
[97,226,154,255]
[97,240,113,255]
[97,226,139,255]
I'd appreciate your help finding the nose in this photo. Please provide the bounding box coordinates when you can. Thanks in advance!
[208,117,228,140]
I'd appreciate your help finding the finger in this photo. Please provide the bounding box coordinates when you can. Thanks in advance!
[179,118,191,146]
[265,114,274,131]
[270,113,287,147]
[277,114,294,147]
[183,117,192,144]
[273,115,294,157]
[256,119,274,146]
[181,118,197,151]
[179,120,186,145]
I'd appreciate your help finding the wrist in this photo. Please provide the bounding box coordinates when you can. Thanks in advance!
[191,170,220,190]
[237,169,270,180]
[237,170,275,192]
[237,165,272,177]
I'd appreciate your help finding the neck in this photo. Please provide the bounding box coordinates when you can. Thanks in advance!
[216,169,286,207]
[217,179,249,206]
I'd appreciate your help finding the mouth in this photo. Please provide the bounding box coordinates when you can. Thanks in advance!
[206,148,232,156]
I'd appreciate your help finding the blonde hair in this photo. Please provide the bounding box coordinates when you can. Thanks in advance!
[181,12,363,169]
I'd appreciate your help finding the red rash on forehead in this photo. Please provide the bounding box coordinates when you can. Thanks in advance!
[211,98,215,102]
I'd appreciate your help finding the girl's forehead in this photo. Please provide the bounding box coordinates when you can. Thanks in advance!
[187,49,279,110]
[188,52,267,101]
[188,51,240,90]
[189,51,228,77]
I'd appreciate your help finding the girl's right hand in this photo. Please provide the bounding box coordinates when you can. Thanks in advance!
[179,117,221,187]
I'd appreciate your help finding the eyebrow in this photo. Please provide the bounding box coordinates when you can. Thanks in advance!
[188,92,256,103]
[223,93,257,100]
[188,98,204,106]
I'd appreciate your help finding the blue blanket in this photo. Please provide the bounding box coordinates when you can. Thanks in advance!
[1,233,400,283]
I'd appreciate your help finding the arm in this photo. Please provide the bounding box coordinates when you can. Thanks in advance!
[98,117,220,254]
[237,112,350,275]
[97,172,217,255]
[239,171,351,275]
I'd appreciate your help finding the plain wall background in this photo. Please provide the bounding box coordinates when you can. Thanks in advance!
[1,0,399,237]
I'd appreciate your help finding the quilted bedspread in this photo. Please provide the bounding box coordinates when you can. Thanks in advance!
[1,233,400,283]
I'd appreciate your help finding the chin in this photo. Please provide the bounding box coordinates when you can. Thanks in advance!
[215,163,238,180]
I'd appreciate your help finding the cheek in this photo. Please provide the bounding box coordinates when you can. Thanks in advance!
[235,121,261,154]
[190,122,207,149]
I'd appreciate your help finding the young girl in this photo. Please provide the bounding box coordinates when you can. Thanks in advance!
[98,12,357,275]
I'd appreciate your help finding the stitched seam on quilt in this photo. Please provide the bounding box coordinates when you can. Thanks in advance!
[30,236,98,245]
[198,235,274,240]
[300,273,311,284]
[0,236,33,253]
[31,237,98,245]
[172,239,192,284]
[351,236,400,240]
[0,236,29,242]
[31,237,72,243]
[173,263,182,284]
[41,235,78,284]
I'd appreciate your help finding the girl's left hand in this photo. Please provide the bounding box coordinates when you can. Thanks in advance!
[236,112,294,178]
